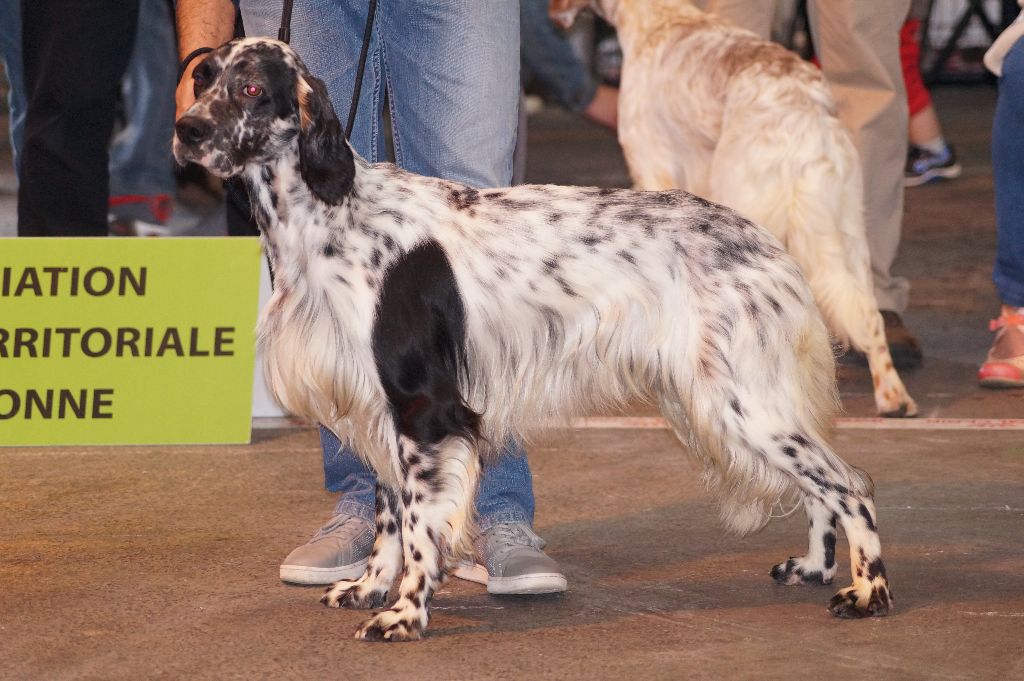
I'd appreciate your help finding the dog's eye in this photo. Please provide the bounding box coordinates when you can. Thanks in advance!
[193,73,206,97]
[243,84,264,98]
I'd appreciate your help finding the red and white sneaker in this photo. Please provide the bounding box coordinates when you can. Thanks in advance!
[978,308,1024,389]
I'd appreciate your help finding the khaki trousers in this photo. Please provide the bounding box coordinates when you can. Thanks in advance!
[704,0,913,312]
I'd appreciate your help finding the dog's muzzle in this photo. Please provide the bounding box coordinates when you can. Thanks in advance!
[173,114,217,168]
[175,115,212,147]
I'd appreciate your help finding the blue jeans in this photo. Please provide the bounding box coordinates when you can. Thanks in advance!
[240,0,534,530]
[108,0,178,211]
[993,37,1024,308]
[0,0,25,177]
[520,0,597,113]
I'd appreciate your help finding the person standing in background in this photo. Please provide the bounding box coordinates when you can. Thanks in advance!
[901,7,962,187]
[17,0,139,236]
[979,0,1024,388]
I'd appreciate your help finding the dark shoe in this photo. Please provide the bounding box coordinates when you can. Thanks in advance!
[837,311,923,370]
[880,311,923,369]
[905,144,962,187]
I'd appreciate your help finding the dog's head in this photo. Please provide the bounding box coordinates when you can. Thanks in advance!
[548,0,620,28]
[174,38,353,205]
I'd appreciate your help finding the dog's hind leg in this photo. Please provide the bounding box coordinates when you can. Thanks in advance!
[770,497,838,585]
[658,350,891,615]
[322,481,404,610]
[824,495,892,618]
[802,268,917,417]
[738,423,892,617]
[858,311,918,418]
[729,416,892,616]
[353,435,480,642]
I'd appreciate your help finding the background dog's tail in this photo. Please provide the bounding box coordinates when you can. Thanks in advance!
[711,99,881,353]
[775,130,886,355]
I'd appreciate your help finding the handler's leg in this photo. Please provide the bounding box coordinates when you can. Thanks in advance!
[702,0,775,37]
[808,0,921,367]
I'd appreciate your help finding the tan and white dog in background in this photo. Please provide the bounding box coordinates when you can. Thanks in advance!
[550,0,917,418]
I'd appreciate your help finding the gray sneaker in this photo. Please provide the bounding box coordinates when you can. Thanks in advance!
[279,514,375,585]
[453,522,567,595]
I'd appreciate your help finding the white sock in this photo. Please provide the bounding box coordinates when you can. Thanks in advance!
[918,136,948,156]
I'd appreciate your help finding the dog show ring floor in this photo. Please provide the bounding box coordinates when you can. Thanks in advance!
[2,88,1023,679]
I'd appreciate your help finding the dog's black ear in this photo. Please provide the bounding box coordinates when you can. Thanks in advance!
[296,73,354,205]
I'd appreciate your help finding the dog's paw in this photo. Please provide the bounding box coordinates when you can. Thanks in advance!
[343,587,389,609]
[322,579,390,610]
[876,392,918,419]
[770,557,834,586]
[827,583,893,618]
[321,579,357,608]
[353,609,425,642]
[321,578,390,610]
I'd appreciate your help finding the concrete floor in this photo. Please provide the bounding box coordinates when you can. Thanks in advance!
[2,88,1024,679]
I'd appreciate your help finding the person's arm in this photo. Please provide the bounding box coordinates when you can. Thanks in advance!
[175,0,237,118]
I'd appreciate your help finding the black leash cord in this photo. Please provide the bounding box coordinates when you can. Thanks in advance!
[278,0,294,43]
[278,0,378,140]
[177,46,214,84]
[345,0,378,140]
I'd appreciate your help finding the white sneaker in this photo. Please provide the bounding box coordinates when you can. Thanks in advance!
[279,514,374,585]
[454,522,567,595]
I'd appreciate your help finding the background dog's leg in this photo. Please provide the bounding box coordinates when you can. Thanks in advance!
[322,482,403,610]
[820,291,917,417]
[770,497,839,586]
[860,311,918,417]
[354,435,480,642]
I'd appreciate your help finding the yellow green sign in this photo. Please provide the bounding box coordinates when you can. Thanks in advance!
[0,237,262,445]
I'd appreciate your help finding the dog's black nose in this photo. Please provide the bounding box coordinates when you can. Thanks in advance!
[175,116,211,145]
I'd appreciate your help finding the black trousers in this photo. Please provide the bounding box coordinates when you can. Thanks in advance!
[225,178,260,237]
[18,0,140,236]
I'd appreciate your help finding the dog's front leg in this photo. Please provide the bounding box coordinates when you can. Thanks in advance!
[322,482,403,609]
[353,435,481,642]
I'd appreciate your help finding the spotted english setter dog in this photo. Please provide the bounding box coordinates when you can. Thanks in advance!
[174,38,892,641]
[550,0,917,418]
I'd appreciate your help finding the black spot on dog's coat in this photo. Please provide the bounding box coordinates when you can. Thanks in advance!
[858,503,877,531]
[447,187,480,211]
[823,531,837,569]
[371,240,481,445]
